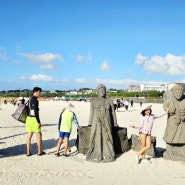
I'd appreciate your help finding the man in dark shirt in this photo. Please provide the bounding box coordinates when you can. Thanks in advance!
[26,87,45,156]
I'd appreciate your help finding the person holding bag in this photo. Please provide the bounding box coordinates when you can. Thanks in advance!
[26,87,45,156]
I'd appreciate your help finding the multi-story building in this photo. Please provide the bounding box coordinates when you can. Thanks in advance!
[140,84,167,92]
[127,82,185,92]
[127,85,140,92]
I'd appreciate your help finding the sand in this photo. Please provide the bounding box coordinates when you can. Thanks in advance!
[0,101,185,185]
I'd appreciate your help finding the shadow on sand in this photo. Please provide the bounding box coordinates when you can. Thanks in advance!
[42,123,58,127]
[0,132,27,141]
[155,147,166,158]
[0,138,78,158]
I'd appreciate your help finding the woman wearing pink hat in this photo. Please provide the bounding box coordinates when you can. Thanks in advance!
[130,105,168,164]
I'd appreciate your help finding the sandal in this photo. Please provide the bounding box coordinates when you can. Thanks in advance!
[63,153,68,157]
[26,153,32,157]
[37,151,46,156]
[55,153,60,157]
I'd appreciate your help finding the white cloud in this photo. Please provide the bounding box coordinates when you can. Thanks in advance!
[135,53,185,75]
[19,74,56,82]
[76,78,88,83]
[72,52,92,63]
[0,48,8,61]
[74,78,168,88]
[30,74,54,81]
[0,48,23,64]
[76,55,84,63]
[61,79,70,83]
[93,79,167,86]
[20,52,64,70]
[19,76,27,80]
[18,75,169,89]
[135,53,147,64]
[20,52,64,63]
[25,74,55,82]
[178,78,185,83]
[55,79,70,86]
[40,64,57,70]
[101,60,111,71]
[87,52,92,61]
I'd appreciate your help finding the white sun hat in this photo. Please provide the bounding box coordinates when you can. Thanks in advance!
[140,105,152,114]
[64,102,74,111]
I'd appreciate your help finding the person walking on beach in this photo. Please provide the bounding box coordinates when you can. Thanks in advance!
[55,102,80,157]
[130,99,133,107]
[140,101,143,107]
[26,87,45,156]
[116,98,121,112]
[124,99,129,111]
[113,99,117,111]
[130,105,168,164]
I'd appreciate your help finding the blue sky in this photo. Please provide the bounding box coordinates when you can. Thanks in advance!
[1,0,185,91]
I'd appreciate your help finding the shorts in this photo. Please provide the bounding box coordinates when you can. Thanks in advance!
[139,132,151,136]
[26,116,41,133]
[59,131,70,138]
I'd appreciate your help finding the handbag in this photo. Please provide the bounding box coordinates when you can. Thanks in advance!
[11,100,29,123]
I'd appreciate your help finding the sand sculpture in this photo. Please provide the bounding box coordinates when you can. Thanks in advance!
[86,84,118,162]
[163,84,185,161]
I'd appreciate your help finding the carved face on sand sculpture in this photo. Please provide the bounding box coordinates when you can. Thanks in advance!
[97,84,106,97]
[173,85,183,100]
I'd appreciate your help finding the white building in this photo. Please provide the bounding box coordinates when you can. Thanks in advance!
[127,85,140,92]
[69,91,78,95]
[127,82,185,92]
[140,84,167,92]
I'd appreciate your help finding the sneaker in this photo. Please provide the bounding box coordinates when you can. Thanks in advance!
[142,159,151,164]
[135,155,140,164]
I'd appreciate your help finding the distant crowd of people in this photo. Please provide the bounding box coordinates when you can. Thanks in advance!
[113,98,143,112]
[0,97,26,111]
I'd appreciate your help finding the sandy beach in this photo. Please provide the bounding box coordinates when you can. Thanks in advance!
[0,100,185,185]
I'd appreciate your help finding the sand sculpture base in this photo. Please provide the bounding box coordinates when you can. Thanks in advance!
[163,144,185,162]
[130,134,157,157]
[76,126,129,154]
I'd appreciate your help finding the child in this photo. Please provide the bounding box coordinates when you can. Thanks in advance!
[130,105,168,164]
[55,102,80,157]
